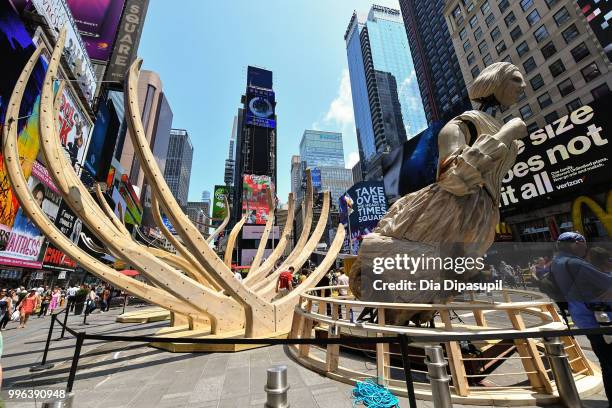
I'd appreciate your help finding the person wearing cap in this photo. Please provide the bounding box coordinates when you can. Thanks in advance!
[551,231,611,402]
[17,289,39,329]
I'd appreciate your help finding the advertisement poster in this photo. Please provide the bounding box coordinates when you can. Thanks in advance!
[0,3,46,244]
[500,97,612,214]
[382,121,441,201]
[339,181,388,253]
[241,249,273,266]
[242,225,280,240]
[66,0,126,61]
[55,82,92,171]
[54,201,82,244]
[43,244,77,271]
[84,99,120,181]
[245,87,276,129]
[311,167,322,192]
[212,185,229,224]
[0,161,61,268]
[242,175,272,225]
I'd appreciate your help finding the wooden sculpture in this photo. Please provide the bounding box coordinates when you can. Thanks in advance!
[350,62,528,325]
[4,28,345,347]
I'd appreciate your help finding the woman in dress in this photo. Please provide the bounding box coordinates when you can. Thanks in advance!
[18,289,39,328]
[350,62,528,325]
[48,287,60,314]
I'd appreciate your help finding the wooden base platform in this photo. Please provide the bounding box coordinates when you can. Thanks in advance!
[116,307,171,323]
[149,325,289,353]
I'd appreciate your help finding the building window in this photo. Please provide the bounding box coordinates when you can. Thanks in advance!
[467,52,476,65]
[490,27,501,42]
[541,41,557,59]
[501,54,513,63]
[474,27,483,41]
[469,15,478,28]
[557,77,575,96]
[537,92,553,109]
[485,13,495,27]
[481,1,491,15]
[478,40,488,54]
[553,7,571,27]
[544,111,559,124]
[549,59,565,77]
[471,65,481,79]
[503,115,513,123]
[526,9,540,26]
[527,122,540,134]
[520,0,534,11]
[460,27,468,40]
[463,40,472,51]
[504,12,516,27]
[496,40,507,55]
[518,90,527,101]
[510,26,523,41]
[581,62,601,82]
[545,0,559,9]
[523,57,537,74]
[466,1,475,12]
[530,74,545,91]
[498,0,510,13]
[562,24,580,44]
[533,25,549,43]
[516,41,529,57]
[483,53,493,66]
[519,104,533,119]
[591,83,611,100]
[570,42,590,62]
[566,98,582,112]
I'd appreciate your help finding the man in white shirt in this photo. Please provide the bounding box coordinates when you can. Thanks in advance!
[66,285,78,313]
[337,269,350,296]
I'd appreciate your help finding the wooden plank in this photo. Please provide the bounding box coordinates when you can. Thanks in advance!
[440,309,469,396]
[326,303,340,372]
[376,308,390,384]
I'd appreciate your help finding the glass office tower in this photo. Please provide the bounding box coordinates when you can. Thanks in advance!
[345,5,427,179]
[299,130,345,168]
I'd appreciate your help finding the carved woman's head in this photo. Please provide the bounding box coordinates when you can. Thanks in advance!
[469,62,526,107]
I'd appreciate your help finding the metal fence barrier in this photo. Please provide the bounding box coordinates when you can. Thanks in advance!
[28,308,611,408]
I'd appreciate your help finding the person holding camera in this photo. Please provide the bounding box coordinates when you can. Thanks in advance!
[550,232,611,402]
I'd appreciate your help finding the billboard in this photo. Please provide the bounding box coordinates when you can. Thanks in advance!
[56,82,92,171]
[242,175,272,225]
[83,98,120,180]
[65,0,126,61]
[577,0,611,60]
[245,87,276,129]
[54,201,82,244]
[212,185,229,222]
[42,244,77,271]
[311,167,322,192]
[382,121,441,201]
[339,181,388,253]
[242,226,280,240]
[104,0,149,84]
[0,161,60,268]
[500,97,612,214]
[241,248,273,266]
[29,0,97,104]
[0,2,47,247]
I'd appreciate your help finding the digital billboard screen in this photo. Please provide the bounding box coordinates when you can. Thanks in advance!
[242,174,272,225]
[66,0,126,61]
[245,87,276,129]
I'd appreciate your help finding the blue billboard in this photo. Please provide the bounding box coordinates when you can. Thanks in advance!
[245,86,276,129]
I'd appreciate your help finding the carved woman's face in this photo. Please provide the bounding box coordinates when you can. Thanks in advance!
[494,69,526,107]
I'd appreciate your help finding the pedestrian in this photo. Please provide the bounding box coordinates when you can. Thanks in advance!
[233,269,243,282]
[550,232,611,402]
[100,286,110,313]
[18,289,38,328]
[66,284,78,312]
[48,287,60,314]
[86,285,98,315]
[38,290,50,318]
[337,269,350,296]
[275,266,294,299]
[0,289,12,330]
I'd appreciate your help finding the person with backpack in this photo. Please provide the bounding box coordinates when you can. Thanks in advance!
[550,232,611,403]
[275,266,294,300]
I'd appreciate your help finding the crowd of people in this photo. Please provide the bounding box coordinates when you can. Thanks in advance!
[0,283,115,329]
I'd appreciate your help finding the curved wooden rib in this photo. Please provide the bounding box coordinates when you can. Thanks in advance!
[255,191,331,300]
[1,44,199,319]
[274,224,346,331]
[150,193,221,290]
[206,195,230,244]
[224,216,247,267]
[244,192,295,286]
[284,169,314,268]
[93,183,131,236]
[249,189,275,270]
[38,29,243,333]
[125,59,275,337]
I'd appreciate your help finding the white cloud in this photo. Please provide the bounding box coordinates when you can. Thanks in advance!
[346,151,360,169]
[313,69,354,134]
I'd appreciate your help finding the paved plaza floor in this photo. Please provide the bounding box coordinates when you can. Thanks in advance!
[0,305,608,407]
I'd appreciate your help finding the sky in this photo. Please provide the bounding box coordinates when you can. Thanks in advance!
[138,0,400,203]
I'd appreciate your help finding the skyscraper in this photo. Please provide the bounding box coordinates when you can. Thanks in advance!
[290,155,302,200]
[345,5,428,180]
[185,201,210,237]
[224,116,237,186]
[399,0,472,124]
[297,130,353,206]
[164,129,193,207]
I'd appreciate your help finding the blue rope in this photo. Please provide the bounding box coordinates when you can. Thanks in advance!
[351,378,399,407]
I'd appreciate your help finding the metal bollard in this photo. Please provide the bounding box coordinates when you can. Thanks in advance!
[264,365,290,408]
[41,393,74,408]
[544,337,582,408]
[424,346,452,408]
